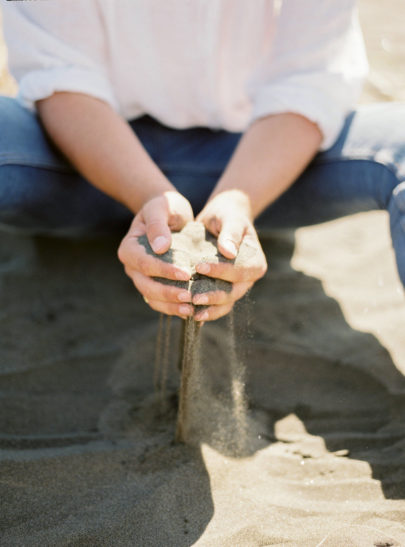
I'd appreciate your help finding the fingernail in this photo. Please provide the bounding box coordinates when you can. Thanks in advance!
[178,291,191,302]
[151,236,169,253]
[194,294,208,305]
[179,304,192,315]
[197,263,210,274]
[223,239,237,256]
[197,311,209,321]
[175,269,191,281]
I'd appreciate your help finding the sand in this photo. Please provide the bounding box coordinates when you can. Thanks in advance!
[1,2,405,545]
[140,222,249,451]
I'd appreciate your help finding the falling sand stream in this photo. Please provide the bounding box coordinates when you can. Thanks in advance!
[139,222,255,454]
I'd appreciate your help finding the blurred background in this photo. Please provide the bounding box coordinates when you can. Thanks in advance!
[1,1,405,101]
[359,0,405,103]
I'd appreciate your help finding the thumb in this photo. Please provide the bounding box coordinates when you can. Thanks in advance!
[217,216,246,259]
[142,197,172,254]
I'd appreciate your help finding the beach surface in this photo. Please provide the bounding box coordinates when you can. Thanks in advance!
[1,2,405,545]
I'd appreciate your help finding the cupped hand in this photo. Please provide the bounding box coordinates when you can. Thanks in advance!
[118,191,195,318]
[195,190,268,321]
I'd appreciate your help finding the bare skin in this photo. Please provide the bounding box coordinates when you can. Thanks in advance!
[37,92,322,321]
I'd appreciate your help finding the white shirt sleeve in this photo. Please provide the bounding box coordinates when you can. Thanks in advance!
[2,2,118,112]
[248,0,368,150]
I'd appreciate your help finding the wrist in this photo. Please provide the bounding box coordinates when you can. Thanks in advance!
[124,177,175,214]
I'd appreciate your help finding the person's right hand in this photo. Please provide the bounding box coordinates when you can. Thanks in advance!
[118,191,195,318]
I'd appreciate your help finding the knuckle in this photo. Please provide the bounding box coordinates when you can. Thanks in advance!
[146,219,165,231]
[153,263,172,282]
[236,268,249,283]
[137,256,150,275]
[117,240,127,264]
[168,213,184,228]
[141,286,154,301]
[212,293,224,305]
[162,285,178,302]
[135,255,145,272]
[205,294,220,306]
[161,263,176,279]
[229,229,242,242]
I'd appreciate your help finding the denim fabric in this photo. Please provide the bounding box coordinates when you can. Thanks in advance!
[0,96,404,284]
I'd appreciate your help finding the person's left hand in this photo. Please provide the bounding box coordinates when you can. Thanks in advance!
[194,190,267,321]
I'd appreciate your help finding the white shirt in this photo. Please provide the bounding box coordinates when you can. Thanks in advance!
[2,0,367,150]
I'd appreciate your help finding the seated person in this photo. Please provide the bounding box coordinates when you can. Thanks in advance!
[1,1,404,322]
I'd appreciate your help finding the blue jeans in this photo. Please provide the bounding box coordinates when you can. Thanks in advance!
[1,96,405,284]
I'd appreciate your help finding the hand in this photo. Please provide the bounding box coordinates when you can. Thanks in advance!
[194,190,267,321]
[118,191,195,318]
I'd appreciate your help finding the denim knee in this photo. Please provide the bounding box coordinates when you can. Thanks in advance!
[392,181,405,232]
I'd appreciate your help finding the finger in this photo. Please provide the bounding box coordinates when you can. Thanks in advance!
[128,220,147,238]
[130,270,192,303]
[146,298,194,319]
[195,260,266,284]
[165,190,194,231]
[141,198,172,254]
[194,302,234,322]
[217,216,246,259]
[118,236,191,281]
[192,281,253,306]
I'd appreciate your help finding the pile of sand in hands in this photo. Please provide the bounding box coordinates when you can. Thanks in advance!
[138,221,233,297]
[138,221,254,452]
